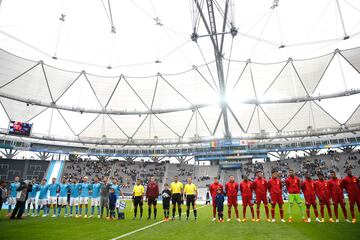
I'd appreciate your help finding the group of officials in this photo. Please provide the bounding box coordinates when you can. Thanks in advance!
[209,168,359,223]
[2,168,359,223]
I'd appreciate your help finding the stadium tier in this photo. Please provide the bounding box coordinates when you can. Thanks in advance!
[1,0,360,239]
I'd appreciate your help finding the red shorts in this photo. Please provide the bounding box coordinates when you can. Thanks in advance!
[255,194,268,205]
[318,196,331,206]
[270,193,283,205]
[332,195,345,206]
[304,196,317,206]
[348,194,360,206]
[242,195,253,207]
[227,195,238,207]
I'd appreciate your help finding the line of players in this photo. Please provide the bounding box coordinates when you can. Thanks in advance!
[6,175,125,219]
[209,168,359,223]
[4,174,199,221]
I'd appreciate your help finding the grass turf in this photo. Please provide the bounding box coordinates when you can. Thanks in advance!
[0,202,359,240]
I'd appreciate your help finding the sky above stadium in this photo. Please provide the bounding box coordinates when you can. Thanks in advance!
[0,0,360,141]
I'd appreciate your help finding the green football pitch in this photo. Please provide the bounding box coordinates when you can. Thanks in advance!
[0,202,359,240]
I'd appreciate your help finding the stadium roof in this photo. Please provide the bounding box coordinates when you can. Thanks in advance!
[0,0,360,146]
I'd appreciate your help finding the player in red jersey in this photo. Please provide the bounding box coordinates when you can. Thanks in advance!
[342,168,360,223]
[253,170,270,222]
[328,170,350,223]
[209,177,223,221]
[267,170,285,222]
[225,175,240,222]
[315,172,333,222]
[301,173,320,223]
[285,169,305,222]
[239,175,255,222]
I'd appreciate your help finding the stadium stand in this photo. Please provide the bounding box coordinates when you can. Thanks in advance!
[0,159,49,181]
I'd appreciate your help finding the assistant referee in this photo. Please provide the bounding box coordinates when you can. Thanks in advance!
[170,176,183,220]
[184,177,198,220]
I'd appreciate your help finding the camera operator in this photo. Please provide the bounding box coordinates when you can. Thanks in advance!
[10,179,32,219]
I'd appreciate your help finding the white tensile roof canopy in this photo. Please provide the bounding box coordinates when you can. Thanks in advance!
[0,0,359,145]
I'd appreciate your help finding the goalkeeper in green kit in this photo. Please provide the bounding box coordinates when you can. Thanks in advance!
[285,169,305,222]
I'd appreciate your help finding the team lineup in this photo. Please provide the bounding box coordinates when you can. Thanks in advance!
[3,168,360,224]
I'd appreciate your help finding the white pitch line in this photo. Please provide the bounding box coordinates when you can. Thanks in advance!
[110,205,207,240]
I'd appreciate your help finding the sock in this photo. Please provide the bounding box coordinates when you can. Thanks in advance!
[320,205,324,218]
[117,208,120,218]
[148,208,151,218]
[172,208,176,217]
[280,208,284,219]
[100,206,104,218]
[341,203,348,219]
[97,206,100,216]
[213,206,216,218]
[235,208,239,218]
[37,206,41,214]
[350,205,355,219]
[53,206,56,215]
[91,206,94,215]
[194,209,197,218]
[228,209,231,219]
[178,207,181,217]
[289,203,293,218]
[79,207,82,215]
[298,204,304,218]
[134,207,138,217]
[44,206,48,215]
[265,205,269,219]
[85,207,88,215]
[8,205,11,213]
[256,208,260,219]
[271,208,275,219]
[334,205,339,219]
[70,206,73,215]
[58,207,61,215]
[75,206,78,215]
[154,208,157,218]
[164,210,167,218]
[32,204,36,214]
[306,208,310,218]
[140,207,143,218]
[326,204,332,218]
[27,204,30,214]
[250,207,255,218]
[314,208,319,218]
[65,206,68,215]
[186,209,190,218]
[106,207,109,217]
[243,207,246,219]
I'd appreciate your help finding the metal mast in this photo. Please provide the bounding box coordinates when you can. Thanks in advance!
[192,0,237,139]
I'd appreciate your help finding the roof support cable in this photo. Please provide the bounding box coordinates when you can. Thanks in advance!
[335,0,349,39]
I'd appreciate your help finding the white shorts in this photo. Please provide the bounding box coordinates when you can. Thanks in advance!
[38,199,48,206]
[79,197,89,204]
[27,197,36,205]
[70,197,79,206]
[8,197,17,205]
[91,197,100,207]
[116,199,121,208]
[58,197,68,205]
[48,196,57,205]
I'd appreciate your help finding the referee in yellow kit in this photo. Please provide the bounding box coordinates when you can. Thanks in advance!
[184,177,198,220]
[170,176,183,220]
[132,179,145,220]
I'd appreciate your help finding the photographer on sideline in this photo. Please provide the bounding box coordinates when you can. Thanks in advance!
[10,180,32,219]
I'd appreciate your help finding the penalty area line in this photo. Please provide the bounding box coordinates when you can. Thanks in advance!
[110,205,207,240]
